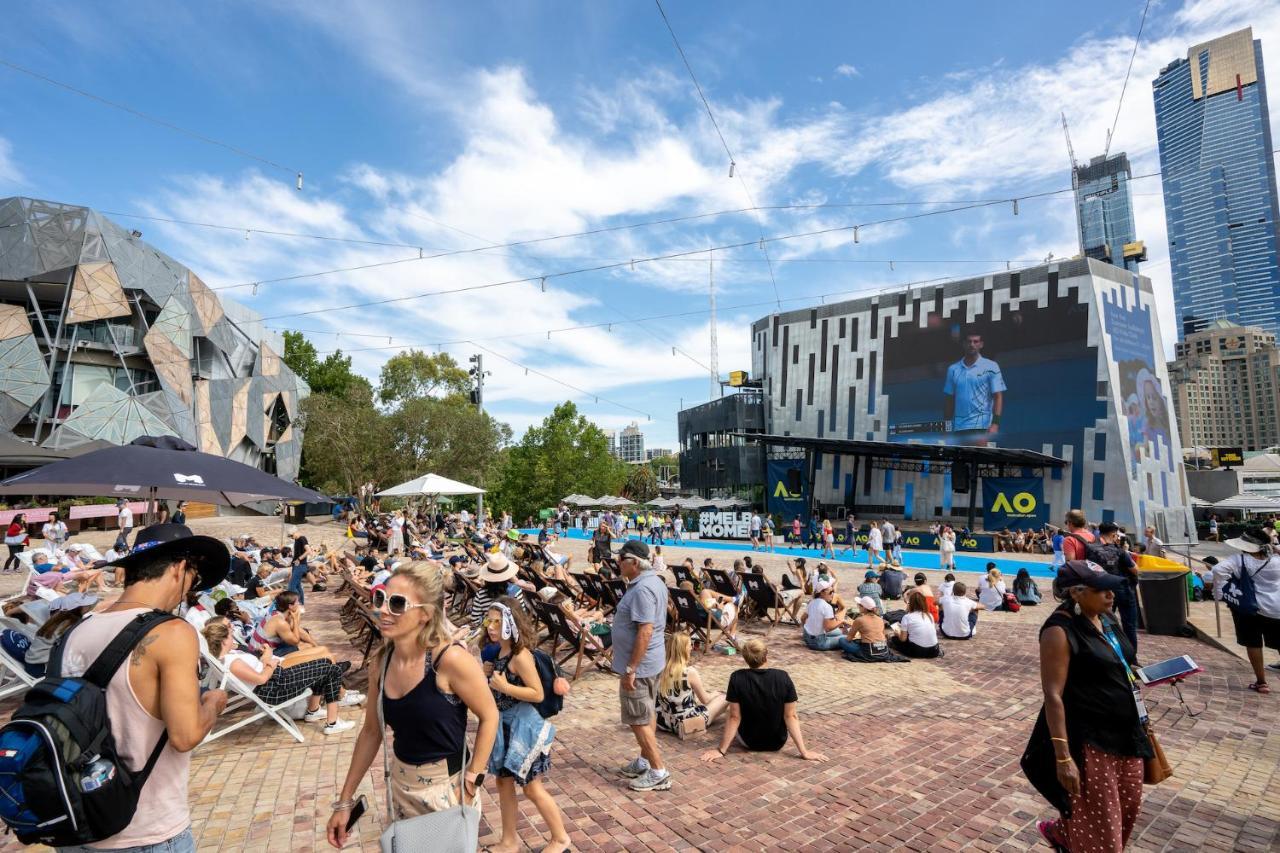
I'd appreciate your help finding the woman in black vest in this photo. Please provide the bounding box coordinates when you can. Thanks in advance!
[1029,560,1153,852]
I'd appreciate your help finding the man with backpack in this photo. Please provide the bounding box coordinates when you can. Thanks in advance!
[1,523,230,850]
[1095,522,1141,651]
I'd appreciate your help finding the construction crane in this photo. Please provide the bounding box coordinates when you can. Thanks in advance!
[1061,111,1078,171]
[1062,112,1084,255]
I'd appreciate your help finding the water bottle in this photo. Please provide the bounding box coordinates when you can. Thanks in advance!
[79,757,116,792]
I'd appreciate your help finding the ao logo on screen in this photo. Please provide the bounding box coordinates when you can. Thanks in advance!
[990,491,1037,515]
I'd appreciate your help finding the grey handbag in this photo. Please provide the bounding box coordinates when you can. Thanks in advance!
[377,652,481,853]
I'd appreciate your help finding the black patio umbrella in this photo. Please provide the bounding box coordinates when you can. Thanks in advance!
[0,435,325,506]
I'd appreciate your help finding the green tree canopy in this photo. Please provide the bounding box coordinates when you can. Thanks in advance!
[295,386,387,494]
[283,330,371,399]
[378,350,471,407]
[383,395,511,488]
[489,401,627,518]
[622,463,658,503]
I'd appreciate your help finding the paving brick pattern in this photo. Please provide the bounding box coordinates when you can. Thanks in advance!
[2,518,1276,852]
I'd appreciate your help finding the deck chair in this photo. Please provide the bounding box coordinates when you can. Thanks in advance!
[0,646,39,701]
[667,587,717,654]
[570,572,602,608]
[200,650,309,744]
[704,568,741,601]
[741,573,802,634]
[529,598,610,681]
[600,578,627,615]
[671,564,699,590]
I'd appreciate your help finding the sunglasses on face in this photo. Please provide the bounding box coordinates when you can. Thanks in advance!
[372,589,428,616]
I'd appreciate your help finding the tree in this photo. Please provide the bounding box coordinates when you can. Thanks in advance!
[622,464,658,503]
[378,350,471,407]
[283,330,371,398]
[383,396,511,488]
[294,386,388,494]
[488,401,627,517]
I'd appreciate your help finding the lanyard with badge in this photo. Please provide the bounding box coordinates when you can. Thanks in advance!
[1100,625,1149,725]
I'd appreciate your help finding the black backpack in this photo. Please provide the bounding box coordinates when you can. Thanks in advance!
[0,611,177,847]
[1068,533,1124,575]
[530,648,565,719]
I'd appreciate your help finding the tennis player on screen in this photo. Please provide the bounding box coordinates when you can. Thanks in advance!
[943,331,1006,437]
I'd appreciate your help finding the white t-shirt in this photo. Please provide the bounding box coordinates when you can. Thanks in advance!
[183,605,212,632]
[977,578,1006,610]
[225,650,265,675]
[940,595,977,638]
[118,507,133,528]
[750,515,761,533]
[937,580,955,598]
[804,597,837,636]
[898,611,938,647]
[868,528,883,550]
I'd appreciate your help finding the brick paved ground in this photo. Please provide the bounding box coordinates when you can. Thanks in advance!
[2,516,1277,852]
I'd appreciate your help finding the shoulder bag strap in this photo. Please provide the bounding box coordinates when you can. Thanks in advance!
[378,649,394,822]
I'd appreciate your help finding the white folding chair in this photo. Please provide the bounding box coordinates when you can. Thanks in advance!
[261,569,290,593]
[200,650,309,744]
[0,646,39,700]
[1,554,36,606]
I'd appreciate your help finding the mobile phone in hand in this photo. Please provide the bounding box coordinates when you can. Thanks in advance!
[345,795,367,832]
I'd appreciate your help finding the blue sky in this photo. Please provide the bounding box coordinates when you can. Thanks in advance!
[0,0,1275,449]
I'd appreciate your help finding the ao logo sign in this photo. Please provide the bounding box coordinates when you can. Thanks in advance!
[990,491,1037,516]
[699,511,752,539]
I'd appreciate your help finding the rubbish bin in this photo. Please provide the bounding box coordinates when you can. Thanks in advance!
[283,503,306,525]
[1137,570,1190,636]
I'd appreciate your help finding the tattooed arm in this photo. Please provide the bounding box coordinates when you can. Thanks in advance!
[135,621,227,751]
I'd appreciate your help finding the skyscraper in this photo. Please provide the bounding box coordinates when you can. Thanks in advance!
[1153,27,1280,338]
[1074,153,1145,272]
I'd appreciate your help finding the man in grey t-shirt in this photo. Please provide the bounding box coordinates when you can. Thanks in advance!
[612,539,671,791]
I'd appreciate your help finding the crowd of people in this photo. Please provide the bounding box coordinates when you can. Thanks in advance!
[0,494,1277,853]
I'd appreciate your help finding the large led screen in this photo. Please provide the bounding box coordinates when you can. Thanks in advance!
[882,290,1098,452]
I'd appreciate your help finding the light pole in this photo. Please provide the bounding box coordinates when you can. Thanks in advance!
[469,354,489,524]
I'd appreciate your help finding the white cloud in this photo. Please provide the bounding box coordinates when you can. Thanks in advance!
[834,63,859,78]
[0,138,21,186]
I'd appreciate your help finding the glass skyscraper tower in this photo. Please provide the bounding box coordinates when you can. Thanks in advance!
[1074,152,1144,272]
[1153,27,1280,338]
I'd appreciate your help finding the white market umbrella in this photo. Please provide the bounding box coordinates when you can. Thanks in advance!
[376,473,485,498]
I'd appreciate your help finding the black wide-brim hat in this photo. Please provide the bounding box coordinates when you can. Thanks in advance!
[106,523,230,591]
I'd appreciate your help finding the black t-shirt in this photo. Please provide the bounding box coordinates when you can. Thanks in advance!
[726,668,798,752]
[358,554,378,572]
[292,536,309,565]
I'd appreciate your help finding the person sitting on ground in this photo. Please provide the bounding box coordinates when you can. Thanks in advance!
[857,570,886,616]
[657,632,728,737]
[698,638,826,763]
[878,563,907,600]
[802,579,847,650]
[1014,567,1043,606]
[24,592,98,678]
[937,572,957,601]
[905,572,939,622]
[977,564,1008,611]
[202,619,360,735]
[940,581,986,639]
[783,557,807,593]
[840,596,891,662]
[888,592,942,658]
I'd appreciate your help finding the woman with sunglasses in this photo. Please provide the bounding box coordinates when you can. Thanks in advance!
[483,598,572,853]
[328,563,498,850]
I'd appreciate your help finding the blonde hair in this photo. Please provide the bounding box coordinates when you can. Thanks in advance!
[987,567,1002,584]
[201,619,231,653]
[740,637,768,669]
[659,632,692,696]
[388,561,451,654]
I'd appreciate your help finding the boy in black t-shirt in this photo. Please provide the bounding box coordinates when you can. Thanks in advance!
[698,638,826,762]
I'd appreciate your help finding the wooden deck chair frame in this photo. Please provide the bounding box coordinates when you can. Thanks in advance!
[529,598,610,681]
[569,572,602,608]
[0,646,39,700]
[200,650,309,744]
[741,573,802,634]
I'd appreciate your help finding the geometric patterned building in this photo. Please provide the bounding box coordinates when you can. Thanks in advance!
[0,196,308,480]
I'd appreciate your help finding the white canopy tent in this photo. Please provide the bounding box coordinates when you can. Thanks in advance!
[376,473,485,498]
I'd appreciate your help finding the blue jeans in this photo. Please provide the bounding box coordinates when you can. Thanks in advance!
[60,826,195,853]
[803,629,844,650]
[1113,586,1139,652]
[288,563,310,604]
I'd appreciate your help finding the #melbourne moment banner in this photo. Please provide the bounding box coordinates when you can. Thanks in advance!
[982,477,1047,530]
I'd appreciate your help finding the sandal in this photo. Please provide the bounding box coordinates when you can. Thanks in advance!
[1036,819,1067,852]
[1247,681,1271,694]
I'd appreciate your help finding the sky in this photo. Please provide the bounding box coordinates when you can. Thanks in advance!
[1,0,1278,450]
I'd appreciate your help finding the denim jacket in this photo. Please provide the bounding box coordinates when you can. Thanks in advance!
[488,701,555,782]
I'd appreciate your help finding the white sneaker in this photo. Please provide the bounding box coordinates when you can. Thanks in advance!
[340,691,366,707]
[303,709,327,723]
[323,719,356,735]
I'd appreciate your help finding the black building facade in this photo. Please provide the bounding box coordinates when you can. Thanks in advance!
[677,389,765,497]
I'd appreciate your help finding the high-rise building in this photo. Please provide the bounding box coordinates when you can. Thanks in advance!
[645,448,673,460]
[1074,153,1145,271]
[617,422,645,463]
[1153,27,1280,338]
[1167,319,1280,452]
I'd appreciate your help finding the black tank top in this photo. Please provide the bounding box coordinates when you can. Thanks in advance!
[382,644,467,772]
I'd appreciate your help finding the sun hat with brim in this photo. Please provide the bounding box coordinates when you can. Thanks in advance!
[1225,527,1271,553]
[106,523,229,591]
[505,529,520,541]
[1055,559,1126,592]
[813,578,835,594]
[478,553,518,584]
[855,595,879,612]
